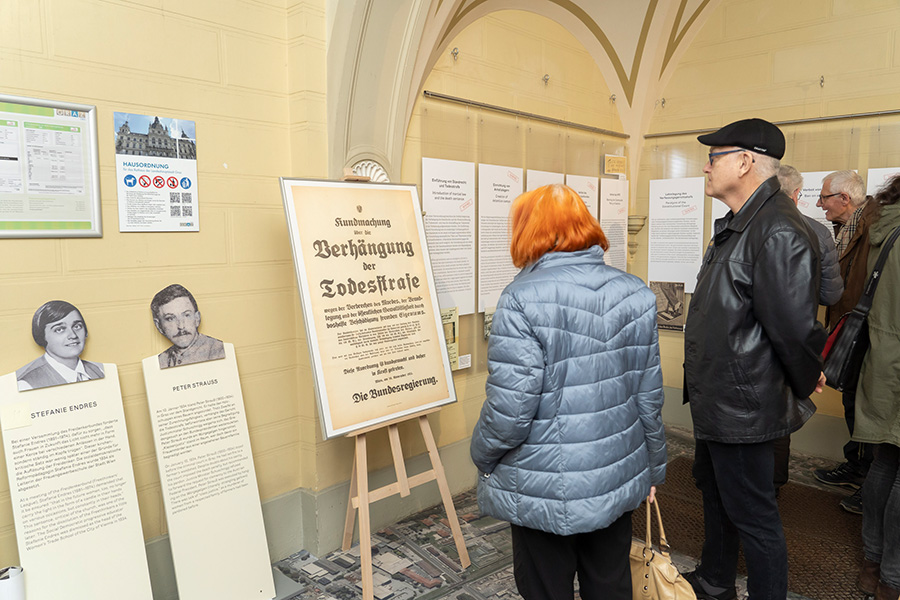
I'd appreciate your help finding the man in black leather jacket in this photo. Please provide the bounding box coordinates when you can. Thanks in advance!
[682,119,827,600]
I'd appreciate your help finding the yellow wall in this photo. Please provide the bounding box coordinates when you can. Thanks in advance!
[640,0,900,419]
[0,0,327,561]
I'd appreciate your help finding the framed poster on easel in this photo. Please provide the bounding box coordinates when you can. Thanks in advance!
[281,178,468,600]
[280,178,457,439]
[0,94,102,237]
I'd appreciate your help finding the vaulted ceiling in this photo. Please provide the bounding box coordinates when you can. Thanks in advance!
[327,0,720,181]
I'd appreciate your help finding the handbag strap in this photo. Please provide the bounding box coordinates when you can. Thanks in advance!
[642,498,672,557]
[653,499,671,557]
[644,500,652,550]
[853,224,900,315]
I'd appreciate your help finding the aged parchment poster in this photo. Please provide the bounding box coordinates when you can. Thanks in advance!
[281,179,455,438]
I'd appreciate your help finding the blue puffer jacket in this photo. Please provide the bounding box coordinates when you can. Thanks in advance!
[470,245,666,536]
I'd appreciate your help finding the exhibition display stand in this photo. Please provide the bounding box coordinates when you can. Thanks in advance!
[281,178,469,600]
[342,408,471,600]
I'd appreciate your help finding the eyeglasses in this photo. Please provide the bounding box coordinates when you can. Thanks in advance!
[818,192,842,202]
[707,149,749,165]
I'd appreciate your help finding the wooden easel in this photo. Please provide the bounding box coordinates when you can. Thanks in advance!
[342,408,471,600]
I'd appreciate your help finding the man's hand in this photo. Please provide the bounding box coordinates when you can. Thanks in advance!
[815,371,826,393]
[648,486,657,504]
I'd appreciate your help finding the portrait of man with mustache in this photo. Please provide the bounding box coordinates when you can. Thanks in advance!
[151,284,225,370]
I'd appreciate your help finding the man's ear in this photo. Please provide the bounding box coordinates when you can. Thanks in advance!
[153,318,163,335]
[738,152,754,177]
[194,311,202,329]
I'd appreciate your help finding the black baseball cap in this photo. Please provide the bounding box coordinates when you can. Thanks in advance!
[697,118,785,159]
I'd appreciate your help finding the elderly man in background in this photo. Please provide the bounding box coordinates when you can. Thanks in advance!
[684,118,826,600]
[769,165,844,494]
[813,170,879,514]
[777,165,843,306]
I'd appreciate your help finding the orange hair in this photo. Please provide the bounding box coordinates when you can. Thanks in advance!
[509,184,609,268]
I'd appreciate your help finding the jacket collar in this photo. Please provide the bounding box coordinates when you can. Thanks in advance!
[724,176,782,233]
[516,245,606,279]
[870,202,900,246]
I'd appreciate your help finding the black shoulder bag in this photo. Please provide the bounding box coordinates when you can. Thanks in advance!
[823,224,900,392]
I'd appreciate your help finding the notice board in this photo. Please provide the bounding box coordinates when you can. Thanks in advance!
[0,94,101,237]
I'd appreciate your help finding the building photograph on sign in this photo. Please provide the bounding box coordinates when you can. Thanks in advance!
[114,112,199,232]
[281,179,456,439]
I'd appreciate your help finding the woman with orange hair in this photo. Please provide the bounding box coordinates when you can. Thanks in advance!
[470,184,666,600]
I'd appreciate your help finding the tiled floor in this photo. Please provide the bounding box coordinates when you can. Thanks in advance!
[271,427,854,600]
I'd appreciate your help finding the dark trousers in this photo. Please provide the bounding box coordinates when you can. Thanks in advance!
[843,389,874,473]
[862,444,900,589]
[510,511,633,600]
[693,439,788,600]
[773,435,790,489]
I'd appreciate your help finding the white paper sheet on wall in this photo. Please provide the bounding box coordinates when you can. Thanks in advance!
[599,178,628,271]
[867,167,900,197]
[565,174,599,217]
[648,177,706,294]
[422,157,476,315]
[478,164,522,313]
[526,169,563,191]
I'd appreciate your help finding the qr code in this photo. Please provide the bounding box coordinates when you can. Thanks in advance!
[182,193,193,204]
[171,205,181,217]
[182,204,193,217]
[169,192,180,203]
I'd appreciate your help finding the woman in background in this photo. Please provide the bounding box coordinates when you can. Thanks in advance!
[470,184,666,600]
[854,175,900,600]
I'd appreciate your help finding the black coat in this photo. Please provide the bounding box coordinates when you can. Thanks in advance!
[684,176,827,443]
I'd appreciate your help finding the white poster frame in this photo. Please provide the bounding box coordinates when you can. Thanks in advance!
[0,93,101,238]
[280,178,457,439]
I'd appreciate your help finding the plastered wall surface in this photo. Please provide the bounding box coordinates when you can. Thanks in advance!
[0,0,327,566]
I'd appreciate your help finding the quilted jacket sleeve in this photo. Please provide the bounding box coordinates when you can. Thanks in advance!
[470,294,544,475]
[817,232,844,307]
[635,305,667,486]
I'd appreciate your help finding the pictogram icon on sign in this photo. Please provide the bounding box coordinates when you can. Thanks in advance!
[167,177,178,189]
[139,175,151,188]
[180,177,192,189]
[153,176,165,188]
[124,175,137,187]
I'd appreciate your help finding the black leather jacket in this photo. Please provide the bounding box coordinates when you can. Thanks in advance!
[684,177,827,443]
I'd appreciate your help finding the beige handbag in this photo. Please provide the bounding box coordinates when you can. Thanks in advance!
[630,498,697,600]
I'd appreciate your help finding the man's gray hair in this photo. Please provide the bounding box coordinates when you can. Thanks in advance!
[753,152,781,180]
[777,165,803,195]
[824,170,866,206]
